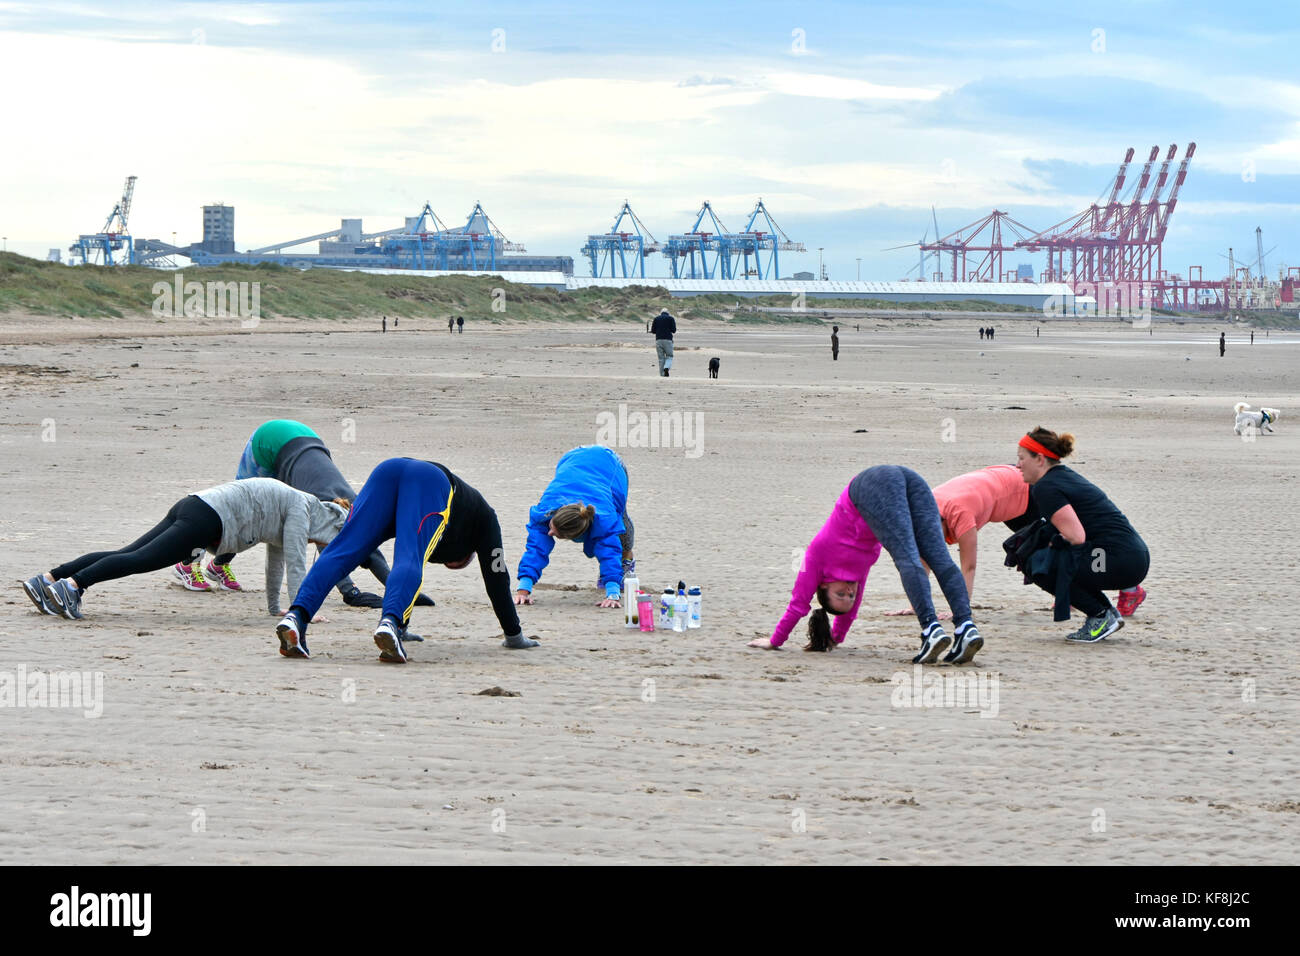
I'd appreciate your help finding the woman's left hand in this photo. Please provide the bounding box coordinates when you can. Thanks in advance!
[311,613,329,624]
[598,597,621,608]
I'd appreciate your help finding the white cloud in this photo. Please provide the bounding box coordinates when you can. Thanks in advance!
[761,71,945,102]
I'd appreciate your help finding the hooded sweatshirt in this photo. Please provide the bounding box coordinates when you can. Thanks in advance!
[196,477,347,612]
[516,445,629,599]
[771,485,882,647]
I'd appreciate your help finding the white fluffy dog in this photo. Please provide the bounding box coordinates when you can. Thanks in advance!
[1234,402,1281,435]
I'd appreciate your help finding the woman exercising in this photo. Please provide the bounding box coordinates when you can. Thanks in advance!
[275,458,537,663]
[514,445,634,610]
[174,419,422,611]
[748,465,983,664]
[22,478,347,621]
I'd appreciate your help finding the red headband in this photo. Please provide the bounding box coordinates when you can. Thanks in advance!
[1019,435,1060,460]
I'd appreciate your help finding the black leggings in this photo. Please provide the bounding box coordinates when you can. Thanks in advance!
[1032,540,1149,617]
[51,495,223,590]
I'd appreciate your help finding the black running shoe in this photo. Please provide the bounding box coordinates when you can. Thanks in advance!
[1066,609,1123,643]
[373,615,408,663]
[944,622,984,664]
[913,622,951,664]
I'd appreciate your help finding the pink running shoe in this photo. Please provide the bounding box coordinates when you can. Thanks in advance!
[172,562,211,591]
[1116,585,1146,617]
[205,561,242,591]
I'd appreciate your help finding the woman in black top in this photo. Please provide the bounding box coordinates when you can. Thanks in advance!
[1015,427,1149,643]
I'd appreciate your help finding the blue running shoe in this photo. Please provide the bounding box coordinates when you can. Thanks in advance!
[42,579,84,620]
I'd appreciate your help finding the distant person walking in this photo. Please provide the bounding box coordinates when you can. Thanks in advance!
[457,315,464,334]
[1219,332,1226,357]
[979,327,985,340]
[1036,326,1040,338]
[1250,330,1254,344]
[651,308,676,377]
[382,316,387,333]
[448,316,454,334]
[831,325,840,361]
[989,326,995,340]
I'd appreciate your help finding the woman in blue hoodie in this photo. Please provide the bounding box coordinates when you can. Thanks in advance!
[514,445,634,609]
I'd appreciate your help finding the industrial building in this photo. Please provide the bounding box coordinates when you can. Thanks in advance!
[134,201,574,274]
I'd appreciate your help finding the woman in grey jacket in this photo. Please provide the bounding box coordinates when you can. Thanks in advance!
[21,478,347,621]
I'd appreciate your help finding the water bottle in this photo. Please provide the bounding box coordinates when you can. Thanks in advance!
[672,590,689,632]
[660,590,673,628]
[688,587,701,628]
[623,575,639,628]
[637,592,655,632]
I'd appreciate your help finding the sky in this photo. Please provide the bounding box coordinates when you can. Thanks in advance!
[1,0,1298,281]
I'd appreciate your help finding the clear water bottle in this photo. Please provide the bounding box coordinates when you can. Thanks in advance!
[623,575,639,628]
[672,591,689,632]
[688,587,701,628]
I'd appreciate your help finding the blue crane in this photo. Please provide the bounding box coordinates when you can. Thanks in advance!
[663,202,733,279]
[724,199,805,279]
[70,175,137,265]
[581,202,661,277]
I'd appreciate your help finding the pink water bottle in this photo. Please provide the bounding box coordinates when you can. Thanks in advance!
[637,592,655,631]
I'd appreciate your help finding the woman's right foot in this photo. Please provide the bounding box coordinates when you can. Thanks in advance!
[276,609,310,658]
[913,623,951,664]
[42,579,84,620]
[373,615,408,663]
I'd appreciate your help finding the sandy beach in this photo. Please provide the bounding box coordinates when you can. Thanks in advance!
[1,313,1296,865]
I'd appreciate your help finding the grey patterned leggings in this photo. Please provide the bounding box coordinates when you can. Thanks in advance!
[848,465,972,630]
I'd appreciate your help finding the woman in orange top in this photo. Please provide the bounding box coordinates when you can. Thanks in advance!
[886,464,1033,617]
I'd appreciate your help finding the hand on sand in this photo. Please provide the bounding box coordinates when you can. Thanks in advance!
[747,637,777,649]
[311,613,329,624]
[514,590,534,605]
[598,597,622,608]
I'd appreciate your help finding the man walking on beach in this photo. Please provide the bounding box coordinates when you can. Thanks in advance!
[448,316,454,334]
[1220,332,1226,357]
[651,308,676,377]
[457,316,465,334]
[831,325,840,361]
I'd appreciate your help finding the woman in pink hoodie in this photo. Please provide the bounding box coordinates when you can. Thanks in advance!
[748,465,982,664]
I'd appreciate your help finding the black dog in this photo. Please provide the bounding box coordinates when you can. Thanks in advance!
[708,357,720,379]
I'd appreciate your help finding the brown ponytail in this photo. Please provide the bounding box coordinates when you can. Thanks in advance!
[551,503,596,539]
[804,585,836,652]
[1026,426,1075,460]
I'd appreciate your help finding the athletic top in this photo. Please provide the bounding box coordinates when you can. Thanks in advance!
[516,445,629,599]
[237,420,319,478]
[196,477,347,613]
[1031,465,1143,549]
[771,485,882,648]
[424,462,521,637]
[932,464,1031,545]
